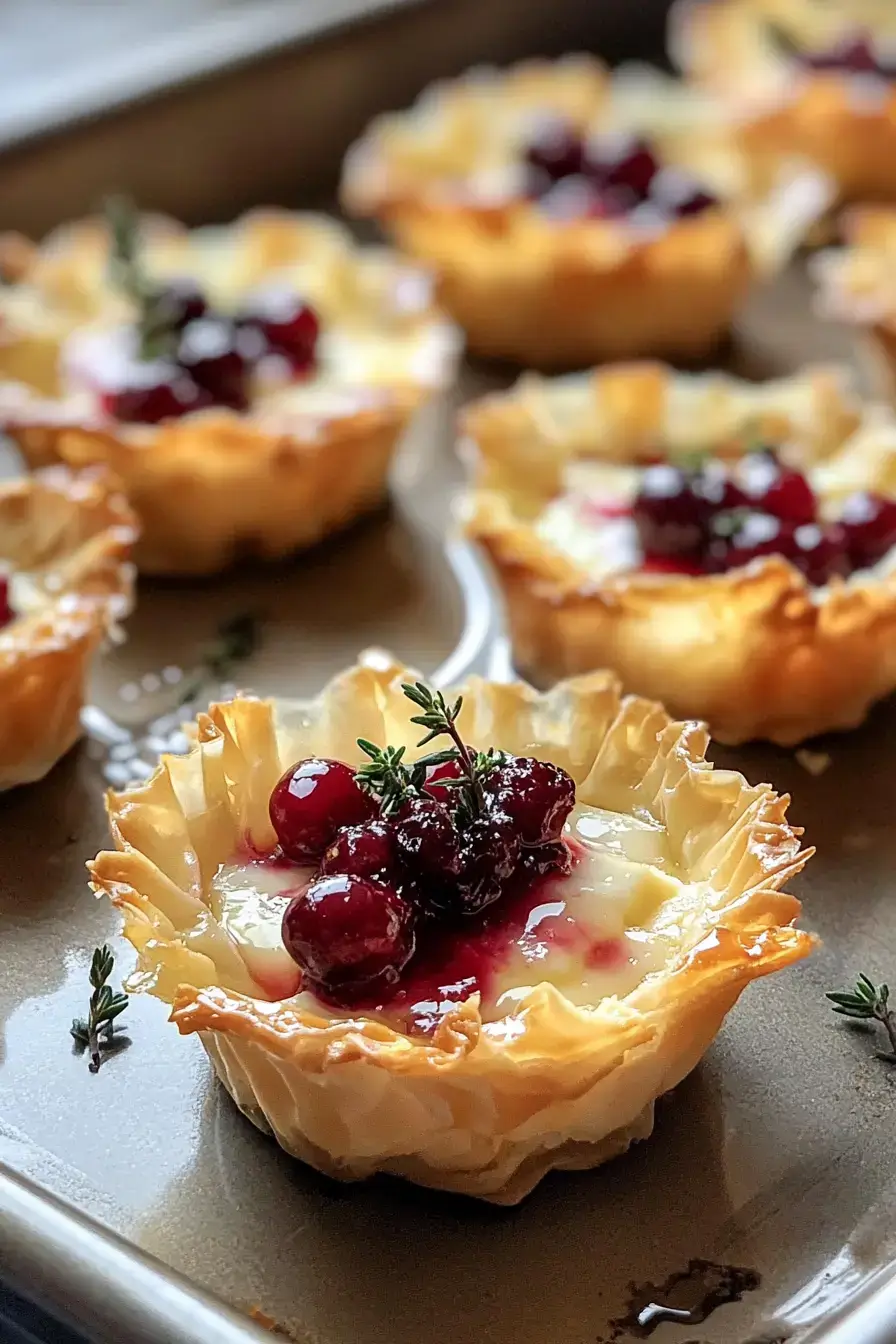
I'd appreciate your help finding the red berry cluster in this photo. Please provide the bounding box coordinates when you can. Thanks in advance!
[269,688,576,1005]
[523,118,717,223]
[800,30,896,79]
[105,280,320,426]
[632,449,896,585]
[0,575,12,629]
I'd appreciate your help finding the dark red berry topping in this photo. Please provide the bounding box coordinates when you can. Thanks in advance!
[633,464,705,562]
[0,575,13,629]
[394,797,462,877]
[103,364,209,425]
[151,278,208,332]
[648,166,718,219]
[801,32,895,79]
[281,874,415,999]
[706,511,793,571]
[741,450,816,524]
[456,813,521,916]
[423,757,466,805]
[586,132,659,197]
[239,288,320,374]
[517,840,573,880]
[319,819,397,881]
[270,757,375,861]
[177,318,250,411]
[483,757,576,847]
[791,522,850,586]
[840,492,896,569]
[523,114,585,182]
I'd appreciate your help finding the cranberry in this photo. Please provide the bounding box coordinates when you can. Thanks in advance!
[523,114,584,183]
[791,522,850,586]
[424,757,465,805]
[649,167,718,219]
[319,819,396,880]
[103,363,208,424]
[0,575,13,629]
[238,289,319,374]
[803,32,882,75]
[269,757,375,861]
[150,278,208,332]
[693,459,748,515]
[706,511,794,571]
[633,464,705,560]
[517,840,573,880]
[281,874,415,1000]
[741,450,816,525]
[483,757,576,847]
[839,492,896,568]
[585,133,659,198]
[456,813,521,916]
[177,318,250,410]
[395,797,462,877]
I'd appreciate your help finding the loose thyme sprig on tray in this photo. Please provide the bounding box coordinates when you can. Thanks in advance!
[71,945,129,1073]
[827,974,896,1062]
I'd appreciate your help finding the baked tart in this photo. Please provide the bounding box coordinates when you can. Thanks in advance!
[90,655,813,1203]
[0,465,136,789]
[0,204,458,575]
[813,206,896,401]
[671,0,896,206]
[341,55,830,368]
[463,361,896,745]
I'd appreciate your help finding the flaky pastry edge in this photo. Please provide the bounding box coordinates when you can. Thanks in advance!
[0,466,137,789]
[90,654,813,1202]
[342,55,830,366]
[0,209,456,576]
[670,0,896,205]
[462,360,896,745]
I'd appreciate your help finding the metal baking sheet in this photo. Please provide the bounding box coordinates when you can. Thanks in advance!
[4,4,896,1342]
[3,269,896,1344]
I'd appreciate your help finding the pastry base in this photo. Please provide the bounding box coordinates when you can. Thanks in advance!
[0,466,137,789]
[91,655,813,1201]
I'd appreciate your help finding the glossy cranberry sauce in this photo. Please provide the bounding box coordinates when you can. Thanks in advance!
[522,119,718,224]
[0,575,13,629]
[71,279,320,427]
[624,448,896,584]
[798,30,896,80]
[308,838,626,1035]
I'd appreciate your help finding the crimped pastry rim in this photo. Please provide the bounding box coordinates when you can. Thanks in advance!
[0,465,138,788]
[0,207,458,574]
[89,655,813,1063]
[462,361,896,744]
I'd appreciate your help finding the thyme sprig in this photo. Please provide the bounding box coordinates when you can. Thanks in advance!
[827,975,896,1062]
[352,681,502,823]
[104,194,178,361]
[177,613,259,708]
[402,681,502,822]
[71,945,129,1073]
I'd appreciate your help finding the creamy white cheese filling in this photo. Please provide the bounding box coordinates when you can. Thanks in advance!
[208,801,703,1020]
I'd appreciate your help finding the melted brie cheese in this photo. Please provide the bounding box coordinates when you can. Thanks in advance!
[208,802,698,1020]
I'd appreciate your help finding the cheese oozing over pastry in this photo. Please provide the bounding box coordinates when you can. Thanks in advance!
[208,801,706,1029]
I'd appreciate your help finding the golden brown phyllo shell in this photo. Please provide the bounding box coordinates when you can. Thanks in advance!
[342,54,830,367]
[90,655,813,1203]
[0,466,137,789]
[671,0,896,206]
[0,209,458,575]
[461,360,896,745]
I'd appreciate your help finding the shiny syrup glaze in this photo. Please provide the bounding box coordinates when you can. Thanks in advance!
[313,839,631,1033]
